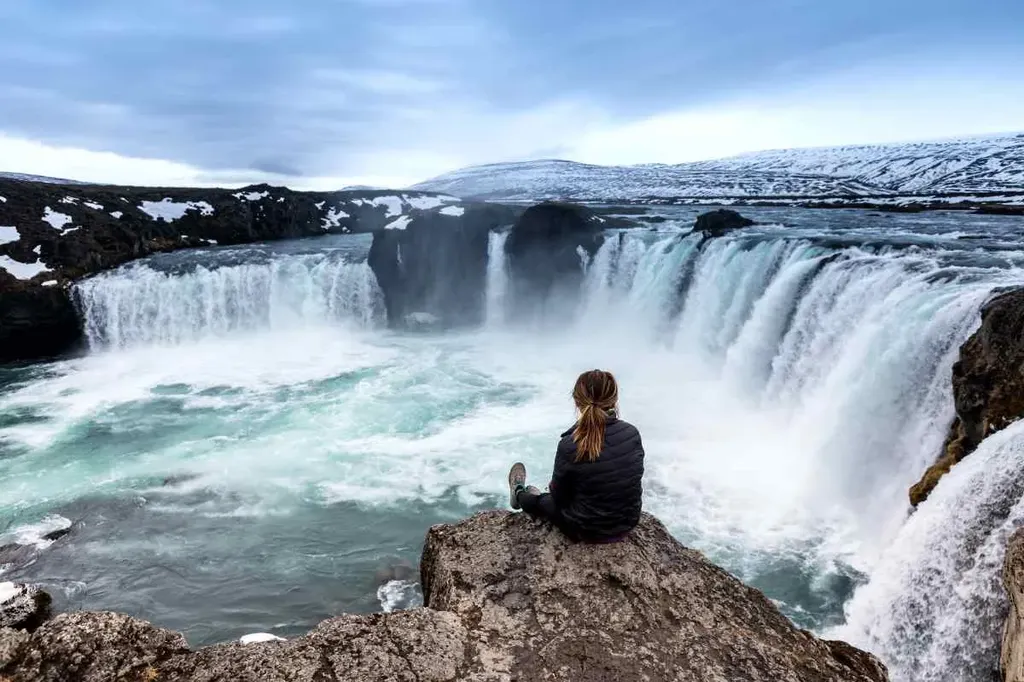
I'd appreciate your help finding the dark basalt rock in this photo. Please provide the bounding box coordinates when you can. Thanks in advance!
[0,512,887,681]
[368,204,518,328]
[692,208,755,237]
[910,287,1024,506]
[0,281,81,362]
[0,584,52,633]
[504,202,604,321]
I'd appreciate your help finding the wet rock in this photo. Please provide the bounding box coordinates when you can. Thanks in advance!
[692,208,755,237]
[505,201,604,321]
[1,512,886,681]
[0,280,81,362]
[1002,528,1024,682]
[0,583,51,632]
[367,204,517,328]
[910,287,1024,506]
[40,528,71,543]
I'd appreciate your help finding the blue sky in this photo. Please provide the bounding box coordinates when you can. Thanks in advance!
[0,0,1022,187]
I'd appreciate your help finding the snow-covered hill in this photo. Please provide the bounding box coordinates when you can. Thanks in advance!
[413,133,1024,202]
[0,172,87,185]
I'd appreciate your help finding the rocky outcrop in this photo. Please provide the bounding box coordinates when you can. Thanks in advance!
[1003,528,1024,682]
[0,177,469,363]
[692,208,755,237]
[505,202,604,321]
[0,512,886,681]
[910,288,1024,506]
[0,583,51,633]
[368,204,518,328]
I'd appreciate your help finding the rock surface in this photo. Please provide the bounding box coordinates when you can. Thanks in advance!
[0,583,51,632]
[504,202,604,321]
[0,512,886,681]
[910,287,1024,505]
[368,204,518,328]
[1003,528,1024,682]
[692,208,755,237]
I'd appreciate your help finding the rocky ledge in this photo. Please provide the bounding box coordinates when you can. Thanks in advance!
[0,511,886,682]
[910,287,1024,506]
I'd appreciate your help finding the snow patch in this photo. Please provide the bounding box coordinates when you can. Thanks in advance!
[32,245,41,255]
[42,280,57,287]
[139,199,214,221]
[373,196,403,217]
[315,201,325,209]
[403,195,445,210]
[84,201,103,211]
[42,207,72,230]
[110,211,123,219]
[0,226,19,245]
[233,191,269,202]
[440,205,465,217]
[0,255,48,280]
[0,196,7,203]
[240,633,285,644]
[385,215,412,230]
[59,196,78,205]
[322,207,350,229]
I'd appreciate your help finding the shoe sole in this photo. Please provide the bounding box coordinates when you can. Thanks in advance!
[508,462,526,510]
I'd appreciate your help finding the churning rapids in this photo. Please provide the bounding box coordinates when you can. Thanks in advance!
[2,207,1024,681]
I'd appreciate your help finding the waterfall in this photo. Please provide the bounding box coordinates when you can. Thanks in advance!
[831,420,1024,682]
[74,253,384,349]
[523,228,1024,681]
[485,230,510,327]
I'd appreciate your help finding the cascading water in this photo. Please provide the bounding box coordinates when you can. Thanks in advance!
[492,221,1024,680]
[74,252,384,349]
[485,230,510,327]
[4,208,1024,677]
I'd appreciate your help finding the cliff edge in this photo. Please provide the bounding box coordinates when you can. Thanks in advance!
[910,288,1024,506]
[0,511,886,682]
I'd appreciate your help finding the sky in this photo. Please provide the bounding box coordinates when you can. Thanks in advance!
[0,0,1022,188]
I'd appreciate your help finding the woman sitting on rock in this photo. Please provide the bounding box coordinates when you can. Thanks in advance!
[508,369,645,542]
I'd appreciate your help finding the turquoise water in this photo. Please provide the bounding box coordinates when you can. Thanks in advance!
[2,208,1024,682]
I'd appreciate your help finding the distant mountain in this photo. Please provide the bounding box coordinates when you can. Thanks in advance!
[0,172,88,185]
[413,133,1024,202]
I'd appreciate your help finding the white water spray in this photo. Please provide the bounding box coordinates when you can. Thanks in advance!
[75,255,383,349]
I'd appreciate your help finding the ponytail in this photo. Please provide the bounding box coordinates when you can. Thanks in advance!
[571,369,618,463]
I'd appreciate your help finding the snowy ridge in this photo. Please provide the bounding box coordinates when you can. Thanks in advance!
[413,133,1024,201]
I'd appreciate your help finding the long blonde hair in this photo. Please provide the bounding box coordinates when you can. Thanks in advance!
[572,369,618,463]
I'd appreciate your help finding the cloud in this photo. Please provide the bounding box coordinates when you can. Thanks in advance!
[0,0,1021,186]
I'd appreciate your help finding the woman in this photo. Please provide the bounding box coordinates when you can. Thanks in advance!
[508,369,644,542]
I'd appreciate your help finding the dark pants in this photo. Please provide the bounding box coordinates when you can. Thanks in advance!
[517,489,631,544]
[517,489,582,541]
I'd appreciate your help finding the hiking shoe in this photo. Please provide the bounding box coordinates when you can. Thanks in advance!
[508,462,527,509]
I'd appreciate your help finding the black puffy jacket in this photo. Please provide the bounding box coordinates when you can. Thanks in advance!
[549,418,645,540]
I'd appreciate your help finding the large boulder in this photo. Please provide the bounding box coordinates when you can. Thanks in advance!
[504,202,604,321]
[692,208,755,237]
[0,583,51,633]
[910,288,1024,506]
[0,512,886,681]
[367,204,517,328]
